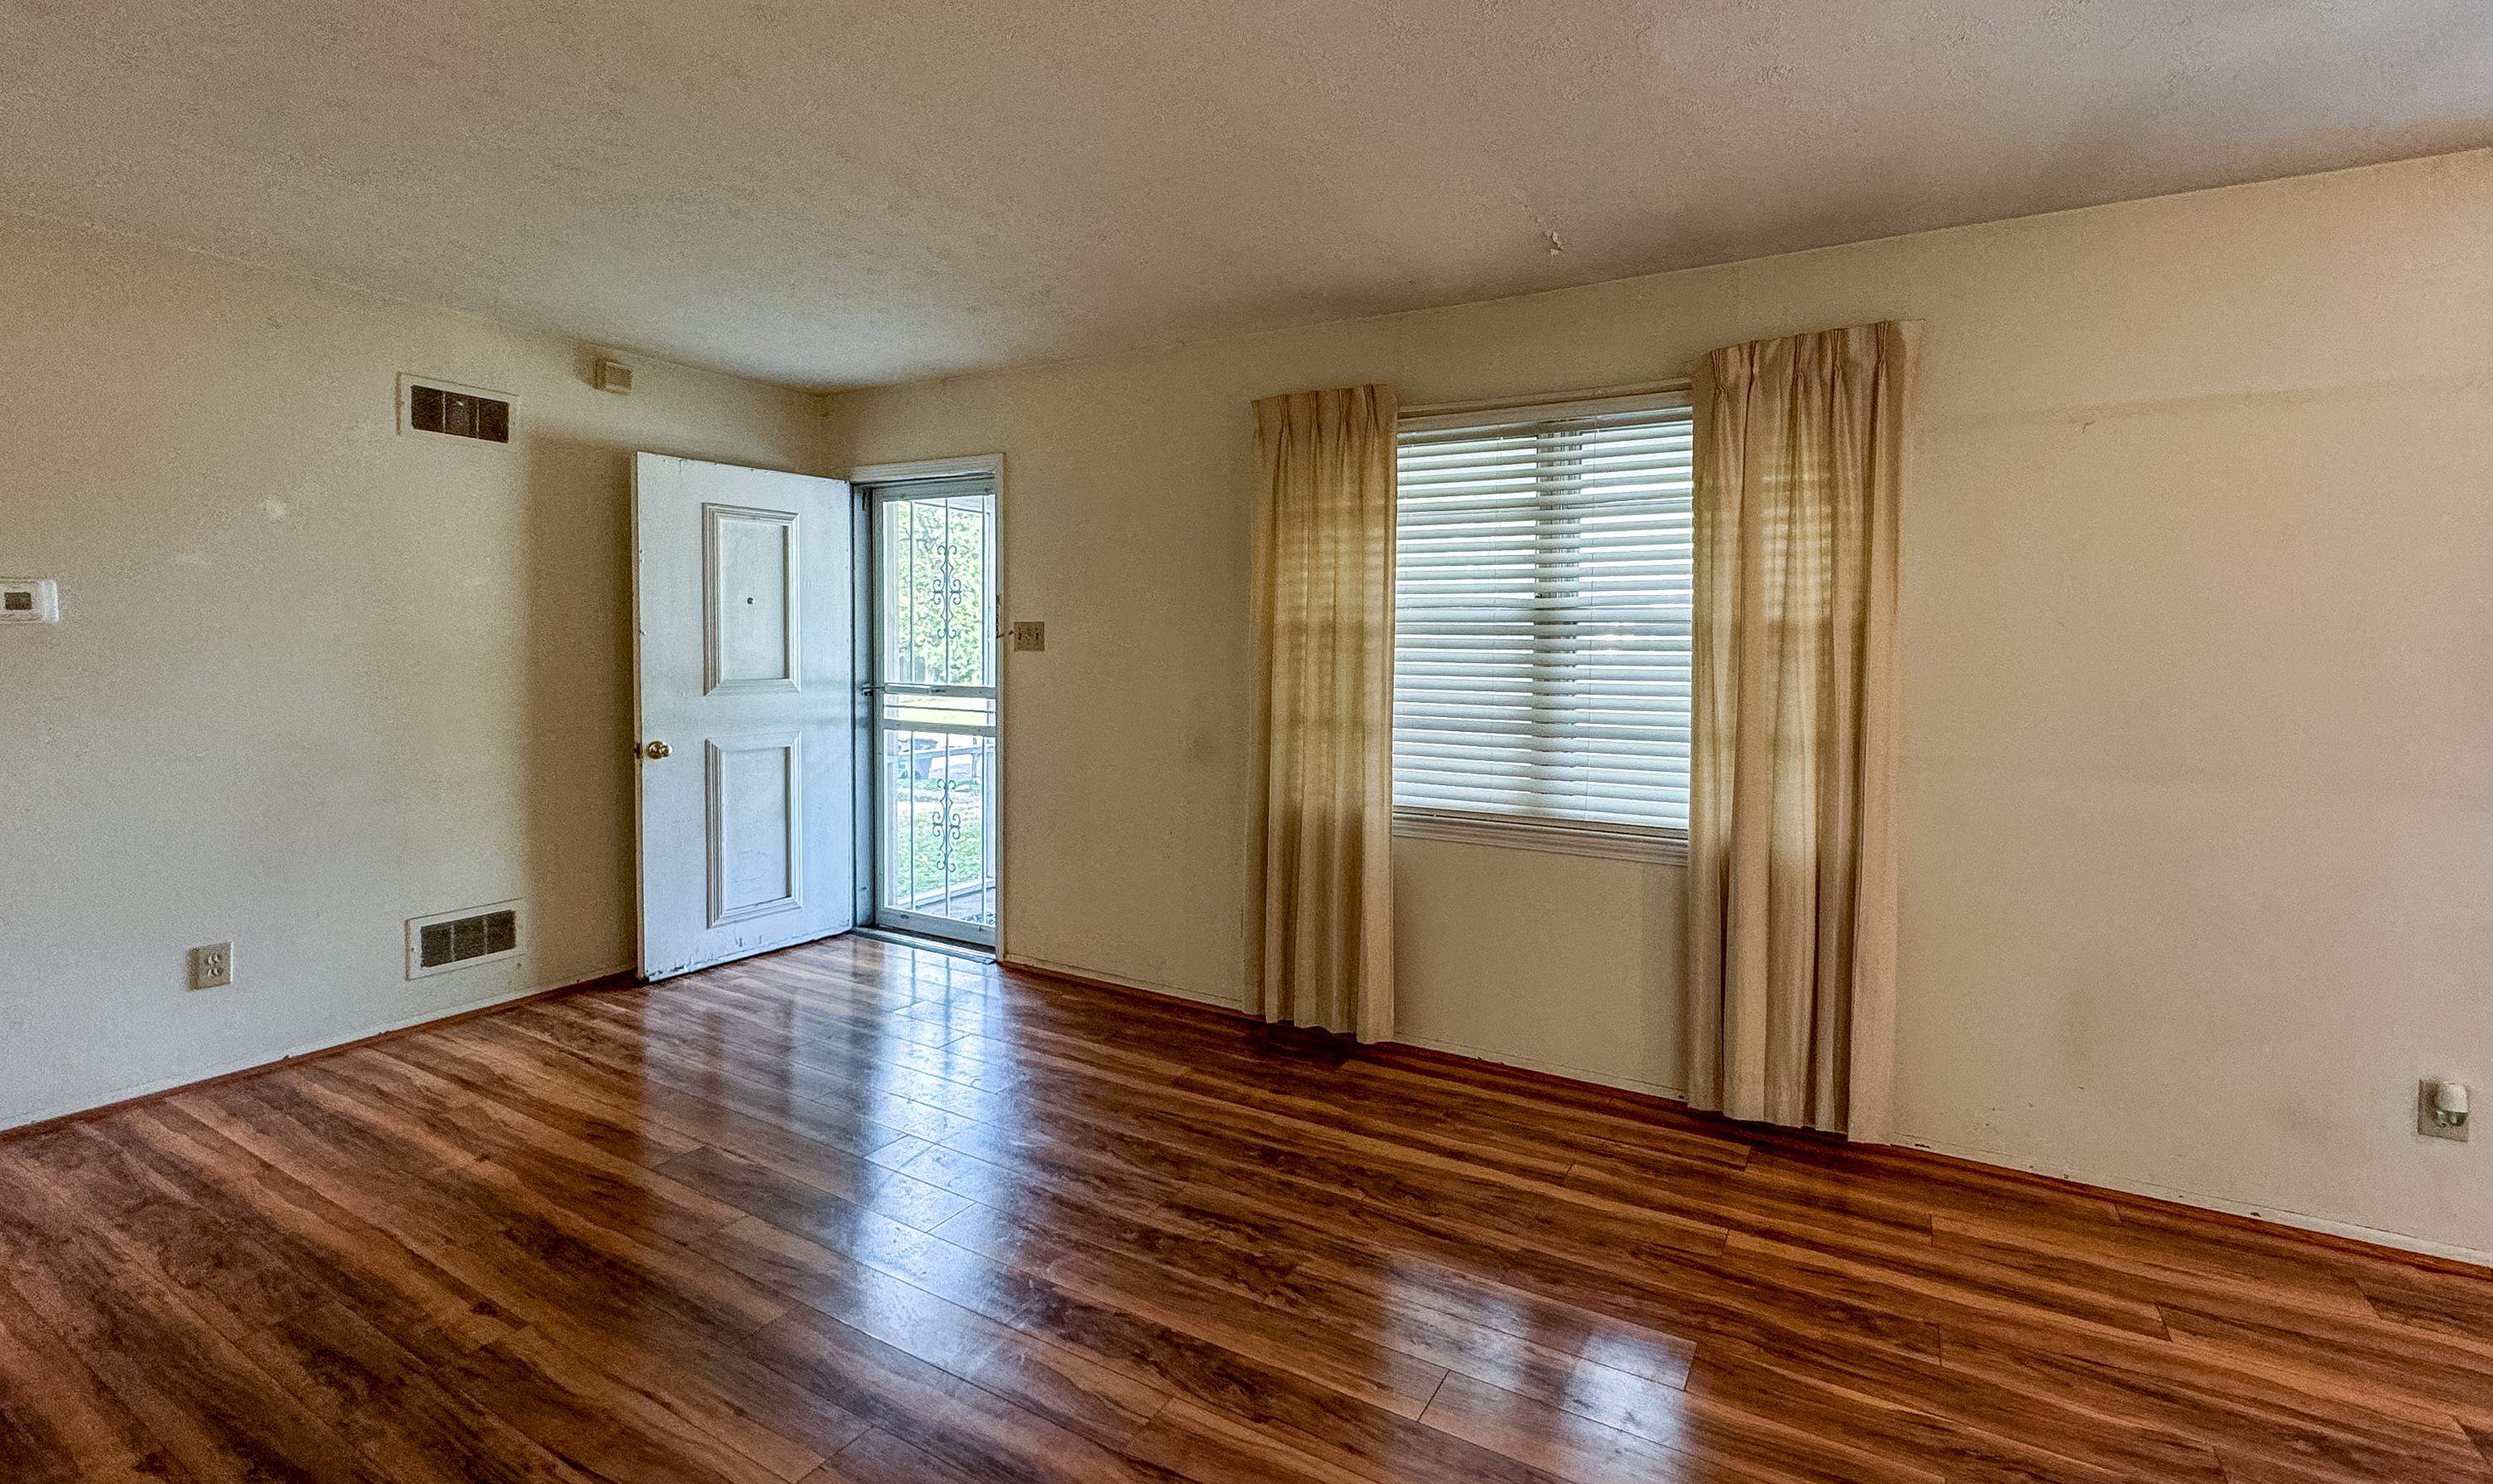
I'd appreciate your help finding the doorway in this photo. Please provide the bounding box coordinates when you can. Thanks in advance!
[858,464,1001,947]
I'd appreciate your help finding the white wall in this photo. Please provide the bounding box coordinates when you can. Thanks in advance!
[0,217,823,1126]
[823,150,2493,1261]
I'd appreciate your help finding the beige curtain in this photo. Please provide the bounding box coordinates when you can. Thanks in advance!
[1684,322,1918,1140]
[1246,385,1399,1041]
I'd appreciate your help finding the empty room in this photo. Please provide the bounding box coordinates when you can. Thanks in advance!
[3,2,2490,1479]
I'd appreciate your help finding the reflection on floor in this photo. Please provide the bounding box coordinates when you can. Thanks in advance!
[2,935,2488,1482]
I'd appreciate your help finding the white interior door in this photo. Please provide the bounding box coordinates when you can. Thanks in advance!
[633,454,855,980]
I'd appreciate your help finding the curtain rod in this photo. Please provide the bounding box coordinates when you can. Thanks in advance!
[1399,375,1694,420]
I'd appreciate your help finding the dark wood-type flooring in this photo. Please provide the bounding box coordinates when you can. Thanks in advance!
[3,935,2490,1482]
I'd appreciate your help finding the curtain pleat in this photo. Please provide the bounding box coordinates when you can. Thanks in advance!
[1247,385,1399,1040]
[1685,322,1916,1139]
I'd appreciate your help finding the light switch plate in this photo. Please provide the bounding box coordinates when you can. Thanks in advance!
[1010,621,1045,652]
[0,579,59,623]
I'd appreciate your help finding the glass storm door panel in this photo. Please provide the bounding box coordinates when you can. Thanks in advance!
[870,478,999,946]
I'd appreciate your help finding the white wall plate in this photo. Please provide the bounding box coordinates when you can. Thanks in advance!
[0,579,59,623]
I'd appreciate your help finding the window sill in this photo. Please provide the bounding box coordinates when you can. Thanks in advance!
[1390,808,1689,867]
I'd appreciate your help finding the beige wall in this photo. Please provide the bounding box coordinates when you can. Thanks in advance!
[823,150,2493,1261]
[1,217,822,1126]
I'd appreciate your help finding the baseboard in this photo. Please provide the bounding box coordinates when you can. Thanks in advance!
[0,965,635,1140]
[999,954,1246,1015]
[1381,1033,1687,1103]
[1893,1133,2493,1274]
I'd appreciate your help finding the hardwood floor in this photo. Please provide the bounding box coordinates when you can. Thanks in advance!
[2,936,2487,1482]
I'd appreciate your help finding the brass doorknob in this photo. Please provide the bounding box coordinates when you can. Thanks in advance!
[639,740,672,759]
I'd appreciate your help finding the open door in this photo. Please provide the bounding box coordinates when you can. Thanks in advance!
[632,454,855,980]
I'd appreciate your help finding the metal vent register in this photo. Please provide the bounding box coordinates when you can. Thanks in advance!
[406,902,524,979]
[399,374,514,444]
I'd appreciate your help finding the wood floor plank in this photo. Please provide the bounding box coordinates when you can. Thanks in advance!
[1931,1211,2379,1324]
[913,1062,1738,1265]
[807,1427,992,1484]
[737,1239,1172,1451]
[293,1053,750,1247]
[743,1300,1175,1483]
[122,1101,524,1357]
[376,1029,706,1162]
[711,1200,1576,1484]
[2159,1299,2493,1428]
[168,1077,538,1256]
[2358,1260,2493,1341]
[664,1137,974,1238]
[0,934,2485,1484]
[695,1186,1084,1327]
[0,1196,389,1483]
[425,1230,851,1479]
[925,1168,1699,1426]
[487,1000,965,1147]
[1421,1367,1924,1484]
[439,1324,794,1484]
[1685,1333,2223,1482]
[771,1151,1459,1422]
[17,1122,332,1342]
[0,1275,190,1484]
[1159,1178,1700,1371]
[1941,1318,2493,1482]
[1716,1227,2170,1343]
[227,1299,593,1484]
[1121,1397,1400,1484]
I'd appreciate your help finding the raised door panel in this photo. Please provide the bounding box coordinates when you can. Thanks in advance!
[706,732,803,927]
[705,504,800,695]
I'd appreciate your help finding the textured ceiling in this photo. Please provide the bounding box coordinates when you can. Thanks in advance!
[2,0,2487,389]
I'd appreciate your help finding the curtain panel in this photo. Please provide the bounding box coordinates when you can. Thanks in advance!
[1684,322,1919,1140]
[1246,384,1399,1041]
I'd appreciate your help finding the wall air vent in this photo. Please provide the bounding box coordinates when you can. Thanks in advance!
[406,899,525,980]
[398,374,514,444]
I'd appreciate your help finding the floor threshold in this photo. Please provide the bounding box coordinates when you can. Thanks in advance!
[849,925,996,962]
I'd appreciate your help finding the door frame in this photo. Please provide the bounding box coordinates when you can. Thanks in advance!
[846,453,1007,957]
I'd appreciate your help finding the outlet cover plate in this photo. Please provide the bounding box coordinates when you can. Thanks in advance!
[0,579,59,623]
[2418,1080,2470,1142]
[190,942,234,990]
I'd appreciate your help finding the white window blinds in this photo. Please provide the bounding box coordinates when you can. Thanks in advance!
[1392,391,1694,857]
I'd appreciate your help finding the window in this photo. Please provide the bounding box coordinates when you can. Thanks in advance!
[1392,391,1693,862]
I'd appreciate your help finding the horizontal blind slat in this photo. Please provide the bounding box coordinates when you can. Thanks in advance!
[1394,400,1694,833]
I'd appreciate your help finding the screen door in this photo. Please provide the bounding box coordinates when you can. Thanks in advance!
[868,476,998,946]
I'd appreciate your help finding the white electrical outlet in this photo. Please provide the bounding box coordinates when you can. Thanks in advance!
[190,941,234,990]
[2418,1079,2471,1142]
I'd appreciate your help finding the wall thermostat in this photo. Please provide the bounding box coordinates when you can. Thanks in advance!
[0,579,58,623]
